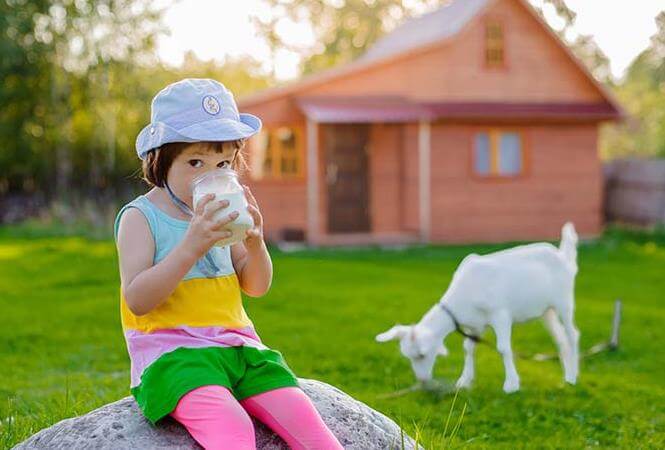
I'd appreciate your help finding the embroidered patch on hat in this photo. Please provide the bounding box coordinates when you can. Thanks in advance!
[202,95,221,115]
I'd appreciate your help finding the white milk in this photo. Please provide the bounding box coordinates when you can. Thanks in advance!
[192,170,254,247]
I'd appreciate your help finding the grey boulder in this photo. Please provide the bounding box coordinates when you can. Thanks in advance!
[13,378,423,449]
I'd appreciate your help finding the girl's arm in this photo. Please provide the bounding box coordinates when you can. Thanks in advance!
[116,194,237,316]
[231,185,273,297]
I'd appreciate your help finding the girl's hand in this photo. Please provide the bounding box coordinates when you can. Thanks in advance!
[242,185,265,250]
[183,193,238,259]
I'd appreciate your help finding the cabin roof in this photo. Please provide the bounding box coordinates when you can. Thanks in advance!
[238,0,623,120]
[358,0,488,63]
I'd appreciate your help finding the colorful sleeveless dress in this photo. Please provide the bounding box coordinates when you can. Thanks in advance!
[113,194,300,424]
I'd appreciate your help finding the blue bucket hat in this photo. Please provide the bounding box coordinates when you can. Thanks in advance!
[135,78,262,160]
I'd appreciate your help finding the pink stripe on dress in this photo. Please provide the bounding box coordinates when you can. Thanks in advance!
[124,325,268,388]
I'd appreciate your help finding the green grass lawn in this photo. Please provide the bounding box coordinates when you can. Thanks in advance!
[1,225,664,449]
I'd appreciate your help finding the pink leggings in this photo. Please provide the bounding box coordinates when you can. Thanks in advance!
[169,384,344,450]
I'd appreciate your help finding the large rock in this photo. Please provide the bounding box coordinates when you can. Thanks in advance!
[13,378,423,449]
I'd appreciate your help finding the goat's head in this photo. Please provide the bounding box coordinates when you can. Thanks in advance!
[375,323,448,382]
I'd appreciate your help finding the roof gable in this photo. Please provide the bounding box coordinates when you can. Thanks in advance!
[239,0,622,119]
[359,0,489,63]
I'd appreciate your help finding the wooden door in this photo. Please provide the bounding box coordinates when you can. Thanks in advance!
[325,124,371,233]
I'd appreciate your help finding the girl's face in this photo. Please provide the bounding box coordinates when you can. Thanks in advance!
[166,142,237,207]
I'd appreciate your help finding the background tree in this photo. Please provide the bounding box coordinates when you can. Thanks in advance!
[0,0,273,214]
[601,11,665,158]
[0,0,168,201]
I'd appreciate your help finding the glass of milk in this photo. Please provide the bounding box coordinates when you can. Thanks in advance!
[191,168,255,247]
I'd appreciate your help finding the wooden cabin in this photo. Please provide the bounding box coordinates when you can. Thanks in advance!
[238,0,623,246]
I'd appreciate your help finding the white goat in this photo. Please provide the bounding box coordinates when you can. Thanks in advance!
[376,222,580,393]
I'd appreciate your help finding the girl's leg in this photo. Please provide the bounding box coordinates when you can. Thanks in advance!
[170,384,256,450]
[239,386,344,450]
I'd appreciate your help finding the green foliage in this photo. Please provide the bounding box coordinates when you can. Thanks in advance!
[0,0,168,195]
[0,0,53,189]
[601,12,665,159]
[0,1,273,200]
[1,226,664,448]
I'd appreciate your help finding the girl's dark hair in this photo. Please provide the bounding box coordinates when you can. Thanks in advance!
[141,140,247,187]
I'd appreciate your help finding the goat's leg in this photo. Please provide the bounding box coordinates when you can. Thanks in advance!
[455,338,476,389]
[560,301,580,384]
[543,308,573,383]
[491,312,520,393]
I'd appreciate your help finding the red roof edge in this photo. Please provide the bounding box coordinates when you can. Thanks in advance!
[426,101,622,121]
[296,97,622,122]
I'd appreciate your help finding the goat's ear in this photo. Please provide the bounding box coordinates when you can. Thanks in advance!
[436,342,449,357]
[375,325,409,342]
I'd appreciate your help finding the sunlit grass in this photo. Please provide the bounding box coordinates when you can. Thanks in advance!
[1,225,664,448]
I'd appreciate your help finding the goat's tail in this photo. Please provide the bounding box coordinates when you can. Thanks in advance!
[559,221,578,270]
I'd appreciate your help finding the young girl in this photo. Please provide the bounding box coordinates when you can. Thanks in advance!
[114,78,343,450]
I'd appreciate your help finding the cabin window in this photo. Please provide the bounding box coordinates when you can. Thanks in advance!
[485,22,504,67]
[474,130,523,177]
[251,126,303,179]
[277,127,299,176]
